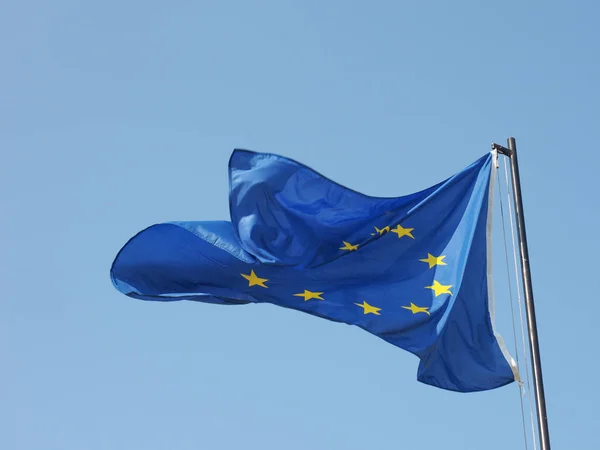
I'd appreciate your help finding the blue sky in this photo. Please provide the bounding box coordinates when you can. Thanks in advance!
[2,1,599,449]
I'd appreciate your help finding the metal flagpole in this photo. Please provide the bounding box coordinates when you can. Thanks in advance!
[492,138,551,450]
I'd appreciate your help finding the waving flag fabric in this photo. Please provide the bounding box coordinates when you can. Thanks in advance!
[111,149,518,392]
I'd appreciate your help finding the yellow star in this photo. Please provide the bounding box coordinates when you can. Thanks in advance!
[354,301,381,315]
[240,270,269,288]
[294,290,324,301]
[340,241,359,251]
[391,224,414,239]
[419,253,447,269]
[371,226,390,236]
[402,302,431,316]
[426,280,452,297]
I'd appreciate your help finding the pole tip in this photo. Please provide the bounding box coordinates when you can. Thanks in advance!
[507,137,517,151]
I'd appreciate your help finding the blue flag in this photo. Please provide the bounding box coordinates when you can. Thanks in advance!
[111,149,519,392]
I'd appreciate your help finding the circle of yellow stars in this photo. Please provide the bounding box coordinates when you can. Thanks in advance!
[239,221,453,318]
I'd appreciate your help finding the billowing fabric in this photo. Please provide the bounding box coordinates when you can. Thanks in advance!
[111,149,518,392]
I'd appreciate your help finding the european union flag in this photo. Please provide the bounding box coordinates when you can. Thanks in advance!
[111,149,519,392]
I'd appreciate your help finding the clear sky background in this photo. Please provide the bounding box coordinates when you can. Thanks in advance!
[2,1,599,449]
